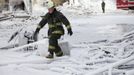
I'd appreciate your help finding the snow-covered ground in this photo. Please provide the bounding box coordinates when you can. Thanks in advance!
[1,1,134,75]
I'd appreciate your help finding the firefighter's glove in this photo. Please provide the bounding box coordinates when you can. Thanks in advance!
[33,32,38,42]
[67,29,73,36]
[33,29,40,41]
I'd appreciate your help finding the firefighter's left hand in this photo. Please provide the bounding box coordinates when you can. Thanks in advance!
[68,29,73,36]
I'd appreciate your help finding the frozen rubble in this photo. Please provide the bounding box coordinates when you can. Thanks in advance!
[0,20,133,75]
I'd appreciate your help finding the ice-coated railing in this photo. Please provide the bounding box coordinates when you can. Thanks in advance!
[9,39,47,52]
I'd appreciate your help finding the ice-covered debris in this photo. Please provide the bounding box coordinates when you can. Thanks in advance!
[126,68,134,75]
[96,30,134,58]
[92,39,109,44]
[72,30,134,66]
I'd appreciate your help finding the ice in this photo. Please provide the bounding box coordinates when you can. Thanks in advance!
[0,0,134,75]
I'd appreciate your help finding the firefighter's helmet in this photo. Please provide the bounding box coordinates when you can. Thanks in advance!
[46,0,54,9]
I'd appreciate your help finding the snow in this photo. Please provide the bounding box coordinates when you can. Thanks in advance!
[1,0,134,75]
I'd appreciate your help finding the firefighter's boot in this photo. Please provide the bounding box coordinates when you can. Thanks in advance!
[56,51,63,57]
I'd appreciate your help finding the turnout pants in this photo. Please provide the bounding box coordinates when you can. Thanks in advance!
[48,34,62,54]
[102,7,105,13]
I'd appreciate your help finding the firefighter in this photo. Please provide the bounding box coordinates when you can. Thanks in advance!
[33,0,73,58]
[101,1,105,13]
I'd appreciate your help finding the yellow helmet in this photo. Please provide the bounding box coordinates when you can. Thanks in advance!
[46,0,55,9]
